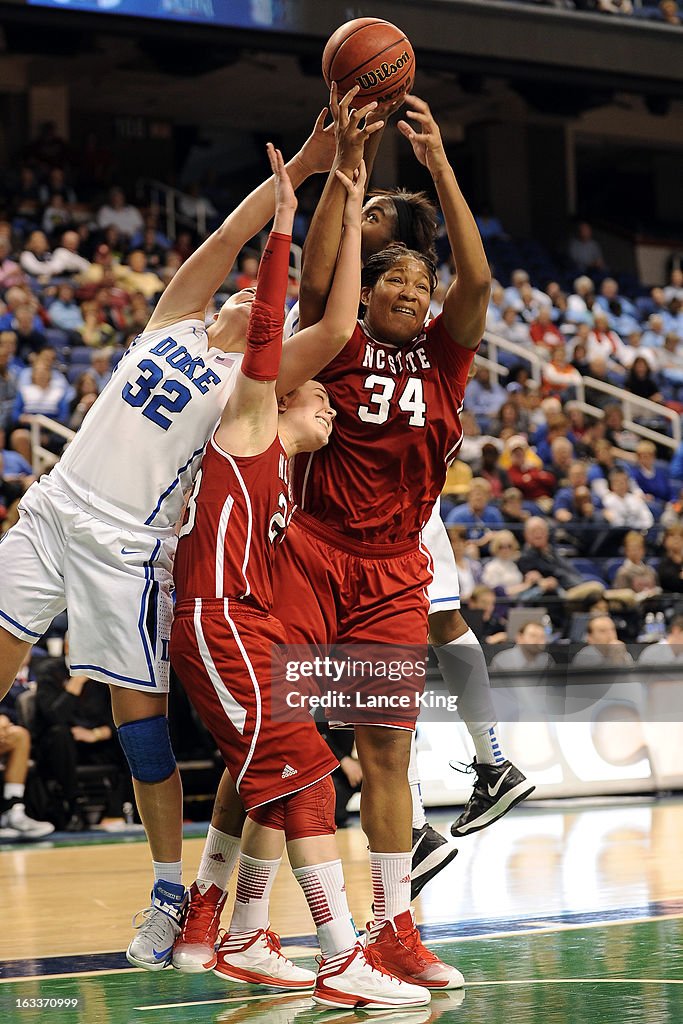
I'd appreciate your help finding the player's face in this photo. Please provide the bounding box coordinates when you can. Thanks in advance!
[362,256,432,347]
[281,380,336,452]
[361,197,398,263]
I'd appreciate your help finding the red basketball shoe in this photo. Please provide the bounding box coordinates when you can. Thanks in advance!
[172,881,226,973]
[366,910,464,989]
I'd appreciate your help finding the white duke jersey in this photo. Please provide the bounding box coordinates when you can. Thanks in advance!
[52,319,242,531]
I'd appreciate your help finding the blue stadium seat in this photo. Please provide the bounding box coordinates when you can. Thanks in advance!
[68,346,93,367]
[44,328,70,353]
[571,558,607,584]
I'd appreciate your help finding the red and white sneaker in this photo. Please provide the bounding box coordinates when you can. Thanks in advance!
[172,881,226,973]
[313,942,431,1010]
[366,910,464,990]
[214,927,315,989]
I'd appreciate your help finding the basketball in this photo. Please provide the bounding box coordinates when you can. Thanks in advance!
[321,17,415,108]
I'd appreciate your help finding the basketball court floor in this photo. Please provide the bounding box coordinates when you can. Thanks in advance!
[2,798,683,1023]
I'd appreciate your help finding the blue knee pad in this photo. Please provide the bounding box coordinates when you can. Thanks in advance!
[117,715,176,783]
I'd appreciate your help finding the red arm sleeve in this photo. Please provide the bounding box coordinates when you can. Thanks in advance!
[242,230,291,382]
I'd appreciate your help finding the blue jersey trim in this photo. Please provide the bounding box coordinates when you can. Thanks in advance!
[0,608,43,638]
[69,663,157,687]
[137,539,161,683]
[429,595,461,605]
[144,444,205,525]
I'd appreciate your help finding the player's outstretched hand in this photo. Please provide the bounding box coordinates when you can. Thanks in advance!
[331,82,384,174]
[298,106,336,175]
[397,94,448,177]
[335,159,368,225]
[267,141,297,216]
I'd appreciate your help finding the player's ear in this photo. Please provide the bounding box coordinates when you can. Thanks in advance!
[360,285,372,307]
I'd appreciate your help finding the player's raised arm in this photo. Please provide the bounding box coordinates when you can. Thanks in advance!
[144,111,336,333]
[398,95,491,350]
[297,84,383,331]
[214,144,295,458]
[277,161,365,396]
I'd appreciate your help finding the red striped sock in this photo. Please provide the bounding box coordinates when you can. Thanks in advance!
[370,851,411,925]
[293,859,357,957]
[228,853,281,933]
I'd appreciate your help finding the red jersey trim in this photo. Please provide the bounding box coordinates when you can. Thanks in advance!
[294,509,419,559]
[209,435,254,598]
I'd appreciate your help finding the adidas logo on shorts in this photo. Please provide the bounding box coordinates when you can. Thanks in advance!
[281,764,298,779]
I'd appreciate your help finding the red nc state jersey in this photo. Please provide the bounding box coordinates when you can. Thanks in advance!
[174,433,292,613]
[293,315,475,544]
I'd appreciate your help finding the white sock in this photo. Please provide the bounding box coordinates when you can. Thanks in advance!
[293,859,358,958]
[370,851,411,925]
[408,737,426,830]
[229,853,281,933]
[153,860,182,886]
[471,723,505,765]
[196,826,241,893]
[4,783,24,802]
[433,628,504,763]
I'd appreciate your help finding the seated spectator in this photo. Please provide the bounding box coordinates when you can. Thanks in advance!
[555,461,598,521]
[602,403,640,453]
[51,229,91,277]
[495,305,532,350]
[117,251,165,300]
[620,329,657,372]
[481,529,545,600]
[596,0,633,14]
[544,280,568,323]
[505,435,557,503]
[657,526,683,594]
[542,346,582,398]
[13,304,47,364]
[601,468,654,530]
[463,365,508,431]
[572,613,634,669]
[477,441,510,498]
[12,354,71,427]
[493,398,528,442]
[440,459,474,517]
[504,269,551,315]
[639,614,683,665]
[631,441,670,504]
[33,657,123,831]
[0,695,54,839]
[96,187,144,239]
[466,585,508,645]
[641,313,667,349]
[546,436,575,487]
[68,371,99,431]
[42,193,71,236]
[612,531,660,595]
[518,516,606,608]
[77,301,116,348]
[89,348,113,390]
[664,268,683,305]
[587,440,631,499]
[587,311,626,364]
[0,237,27,291]
[137,225,169,269]
[568,220,605,274]
[445,476,505,542]
[566,275,597,325]
[499,486,529,531]
[0,334,18,431]
[448,526,482,600]
[626,357,663,405]
[595,277,637,327]
[48,282,84,334]
[475,207,507,241]
[489,620,552,672]
[234,250,259,291]
[485,282,507,329]
[529,306,563,355]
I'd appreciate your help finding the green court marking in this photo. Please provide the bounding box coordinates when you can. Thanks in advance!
[3,918,683,1024]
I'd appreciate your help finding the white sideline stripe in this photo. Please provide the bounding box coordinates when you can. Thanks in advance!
[214,494,234,598]
[223,450,253,598]
[135,994,313,1011]
[193,598,247,735]
[224,597,262,790]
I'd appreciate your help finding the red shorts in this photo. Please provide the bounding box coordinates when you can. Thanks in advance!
[170,597,338,811]
[272,511,431,729]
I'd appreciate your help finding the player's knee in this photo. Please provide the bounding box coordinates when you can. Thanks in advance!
[284,776,336,841]
[428,608,468,646]
[117,715,176,784]
[357,729,410,778]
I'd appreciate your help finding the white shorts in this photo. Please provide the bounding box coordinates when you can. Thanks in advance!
[0,475,175,692]
[423,500,461,614]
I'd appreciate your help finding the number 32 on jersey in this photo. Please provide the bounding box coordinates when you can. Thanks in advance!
[358,374,426,427]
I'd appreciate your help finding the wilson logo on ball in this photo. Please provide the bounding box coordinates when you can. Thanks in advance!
[356,50,412,91]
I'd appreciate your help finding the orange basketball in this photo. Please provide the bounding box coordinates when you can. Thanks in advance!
[322,17,415,108]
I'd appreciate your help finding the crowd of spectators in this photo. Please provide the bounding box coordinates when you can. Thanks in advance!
[1,129,683,838]
[513,0,682,23]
